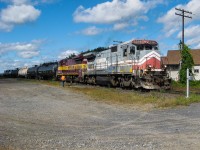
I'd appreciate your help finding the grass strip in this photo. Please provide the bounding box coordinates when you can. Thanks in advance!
[17,79,200,108]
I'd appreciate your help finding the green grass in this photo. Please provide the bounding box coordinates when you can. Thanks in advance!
[157,94,200,108]
[71,87,200,108]
[172,80,200,88]
[18,79,200,109]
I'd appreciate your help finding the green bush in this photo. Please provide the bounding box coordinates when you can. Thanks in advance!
[190,80,200,87]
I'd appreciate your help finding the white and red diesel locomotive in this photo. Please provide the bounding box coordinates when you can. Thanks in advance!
[57,39,171,90]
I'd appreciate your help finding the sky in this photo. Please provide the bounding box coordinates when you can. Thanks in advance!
[0,0,200,73]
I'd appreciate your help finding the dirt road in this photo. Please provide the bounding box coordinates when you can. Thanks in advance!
[0,79,200,150]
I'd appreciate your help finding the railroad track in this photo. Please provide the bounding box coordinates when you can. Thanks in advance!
[15,78,200,96]
[68,82,200,96]
[159,89,200,96]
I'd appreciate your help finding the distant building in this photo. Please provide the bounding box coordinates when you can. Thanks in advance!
[162,49,200,81]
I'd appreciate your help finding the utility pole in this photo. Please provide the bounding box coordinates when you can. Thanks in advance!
[175,8,192,49]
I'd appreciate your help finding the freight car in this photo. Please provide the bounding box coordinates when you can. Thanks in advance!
[11,69,19,78]
[0,73,3,78]
[3,70,11,78]
[57,39,171,90]
[3,69,19,78]
[27,65,38,79]
[37,62,58,80]
[18,67,28,78]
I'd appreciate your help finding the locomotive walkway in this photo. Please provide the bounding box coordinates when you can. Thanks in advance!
[0,78,200,150]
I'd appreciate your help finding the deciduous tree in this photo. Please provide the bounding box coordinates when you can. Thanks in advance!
[179,44,194,84]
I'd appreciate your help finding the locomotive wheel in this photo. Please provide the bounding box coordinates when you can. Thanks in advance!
[119,79,124,89]
[120,81,124,88]
[84,76,88,84]
[92,77,96,85]
[107,83,111,88]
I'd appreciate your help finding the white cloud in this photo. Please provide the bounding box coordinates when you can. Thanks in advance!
[58,50,79,59]
[157,7,180,37]
[18,51,39,58]
[157,0,199,37]
[73,0,164,25]
[0,1,41,31]
[194,43,200,49]
[178,25,200,47]
[0,21,13,31]
[185,0,200,21]
[80,26,103,36]
[0,59,22,71]
[1,4,41,24]
[178,25,200,39]
[113,23,129,30]
[0,40,44,72]
[0,40,43,58]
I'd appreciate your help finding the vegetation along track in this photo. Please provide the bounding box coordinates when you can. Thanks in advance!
[56,80,200,96]
[18,78,200,97]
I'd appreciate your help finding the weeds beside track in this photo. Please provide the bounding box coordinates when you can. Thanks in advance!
[15,78,200,109]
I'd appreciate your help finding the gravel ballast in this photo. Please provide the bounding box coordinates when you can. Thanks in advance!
[0,79,200,150]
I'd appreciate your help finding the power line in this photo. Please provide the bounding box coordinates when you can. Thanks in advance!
[175,8,192,49]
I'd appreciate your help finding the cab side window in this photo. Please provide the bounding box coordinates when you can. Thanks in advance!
[130,46,135,55]
[123,49,127,57]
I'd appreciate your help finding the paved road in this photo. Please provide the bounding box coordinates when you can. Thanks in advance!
[0,79,200,150]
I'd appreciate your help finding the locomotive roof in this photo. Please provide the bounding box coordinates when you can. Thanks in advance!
[73,54,84,60]
[83,53,96,59]
[109,39,158,48]
[132,40,158,46]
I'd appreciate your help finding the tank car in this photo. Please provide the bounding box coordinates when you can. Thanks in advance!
[0,73,3,78]
[10,69,19,78]
[18,67,28,78]
[27,65,38,79]
[3,70,11,78]
[4,69,19,78]
[37,62,58,80]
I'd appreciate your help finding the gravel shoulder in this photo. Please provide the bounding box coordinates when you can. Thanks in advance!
[0,78,200,150]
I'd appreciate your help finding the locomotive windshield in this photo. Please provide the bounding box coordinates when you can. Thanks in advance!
[136,44,158,50]
[132,40,158,51]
